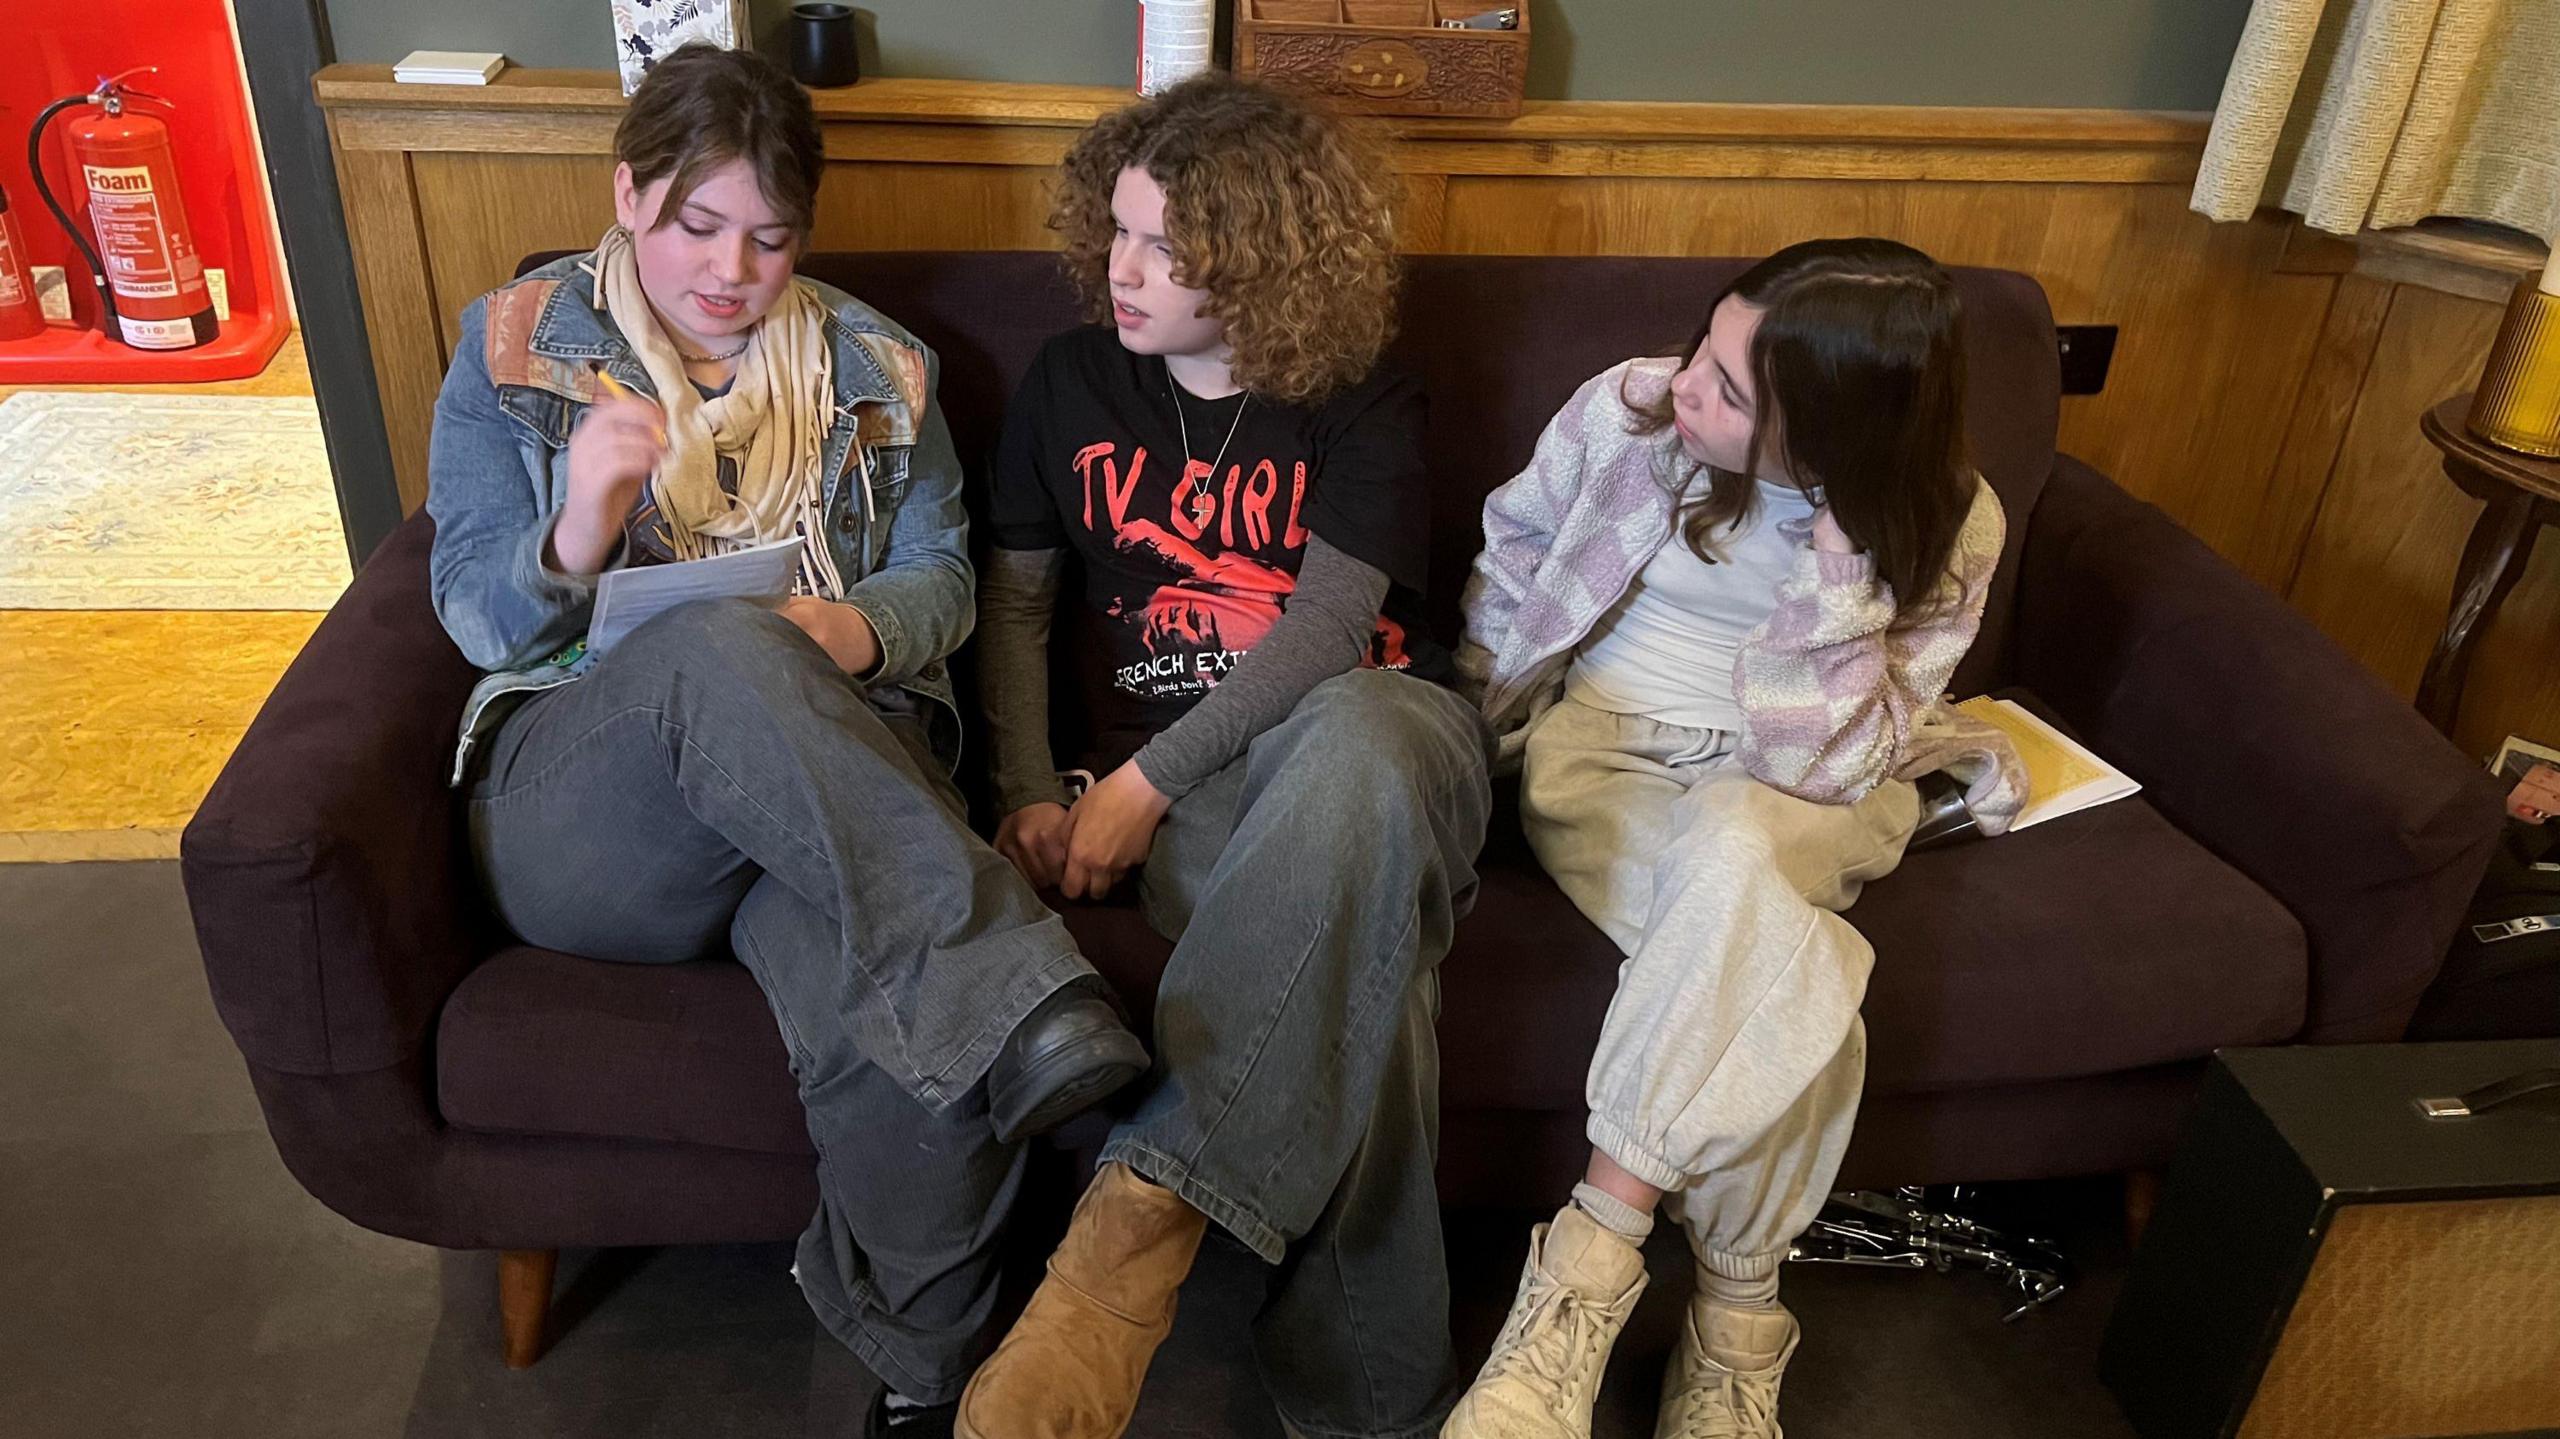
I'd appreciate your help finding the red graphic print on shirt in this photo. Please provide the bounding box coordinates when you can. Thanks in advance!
[1069,441,1411,703]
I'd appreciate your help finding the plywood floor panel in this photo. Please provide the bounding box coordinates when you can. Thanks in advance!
[0,610,323,858]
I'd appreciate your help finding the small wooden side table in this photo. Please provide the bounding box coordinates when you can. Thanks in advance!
[2414,393,2560,736]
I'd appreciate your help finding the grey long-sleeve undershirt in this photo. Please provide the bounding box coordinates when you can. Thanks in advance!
[979,536,1393,813]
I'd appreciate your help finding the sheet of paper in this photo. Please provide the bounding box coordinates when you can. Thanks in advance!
[1953,695,2142,830]
[587,536,805,657]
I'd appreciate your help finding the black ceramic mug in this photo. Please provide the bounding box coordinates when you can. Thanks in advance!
[790,3,860,88]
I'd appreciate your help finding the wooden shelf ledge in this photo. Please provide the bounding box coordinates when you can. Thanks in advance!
[312,65,2209,151]
[2355,220,2549,305]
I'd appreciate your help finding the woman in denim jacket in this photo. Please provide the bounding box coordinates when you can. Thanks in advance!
[422,45,1145,1431]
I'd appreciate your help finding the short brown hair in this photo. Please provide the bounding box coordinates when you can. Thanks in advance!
[1052,74,1402,406]
[614,44,823,239]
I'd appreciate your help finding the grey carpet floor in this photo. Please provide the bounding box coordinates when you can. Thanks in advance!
[1,861,2141,1438]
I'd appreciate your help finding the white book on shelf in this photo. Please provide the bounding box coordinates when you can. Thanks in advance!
[394,51,508,85]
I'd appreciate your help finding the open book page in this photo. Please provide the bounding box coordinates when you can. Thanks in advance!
[1952,695,2142,830]
[587,536,806,658]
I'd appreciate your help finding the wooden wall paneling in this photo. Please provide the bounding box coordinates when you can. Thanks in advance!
[811,162,1060,252]
[821,124,1078,168]
[411,153,620,355]
[1398,137,2197,184]
[2274,219,2360,276]
[332,108,619,158]
[1398,172,1449,252]
[2284,286,2507,697]
[327,122,446,514]
[1893,178,2060,272]
[2244,273,2393,588]
[2047,198,2337,579]
[1438,174,1888,259]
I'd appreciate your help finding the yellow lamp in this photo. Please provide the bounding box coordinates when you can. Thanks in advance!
[2469,244,2560,458]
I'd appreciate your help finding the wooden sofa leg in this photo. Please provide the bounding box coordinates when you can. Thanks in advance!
[498,1248,558,1369]
[2123,1170,2162,1248]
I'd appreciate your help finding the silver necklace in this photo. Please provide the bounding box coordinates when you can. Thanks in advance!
[679,336,751,364]
[1168,361,1250,485]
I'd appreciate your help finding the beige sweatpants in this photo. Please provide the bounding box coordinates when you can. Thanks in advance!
[1520,692,1921,1282]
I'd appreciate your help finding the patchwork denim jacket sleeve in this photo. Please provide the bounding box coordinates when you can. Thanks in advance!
[425,294,605,674]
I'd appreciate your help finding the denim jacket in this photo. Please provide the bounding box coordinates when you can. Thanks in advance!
[425,251,974,784]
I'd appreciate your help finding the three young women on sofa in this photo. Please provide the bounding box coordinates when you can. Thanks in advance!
[423,42,2006,1439]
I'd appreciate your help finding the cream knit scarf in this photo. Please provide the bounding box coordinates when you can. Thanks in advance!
[585,225,845,598]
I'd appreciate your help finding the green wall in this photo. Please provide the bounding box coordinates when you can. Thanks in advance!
[322,0,2247,109]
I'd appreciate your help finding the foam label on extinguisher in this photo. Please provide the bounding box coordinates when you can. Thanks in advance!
[82,164,182,300]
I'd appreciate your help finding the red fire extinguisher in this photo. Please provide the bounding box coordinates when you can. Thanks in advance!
[0,182,44,341]
[29,68,219,351]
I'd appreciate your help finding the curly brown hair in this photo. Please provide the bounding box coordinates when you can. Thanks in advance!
[1052,74,1402,406]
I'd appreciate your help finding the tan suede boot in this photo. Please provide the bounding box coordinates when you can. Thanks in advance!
[953,1162,1208,1439]
[1652,1299,1797,1439]
[1442,1206,1649,1438]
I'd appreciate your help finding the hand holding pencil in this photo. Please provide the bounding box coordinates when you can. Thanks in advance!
[552,363,668,576]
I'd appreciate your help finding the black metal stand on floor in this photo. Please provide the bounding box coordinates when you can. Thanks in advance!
[1788,1187,2072,1323]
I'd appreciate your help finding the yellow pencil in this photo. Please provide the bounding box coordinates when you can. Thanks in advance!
[589,362,667,446]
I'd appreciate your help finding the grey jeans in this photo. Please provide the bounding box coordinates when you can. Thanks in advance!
[466,598,1093,1403]
[1101,668,1493,1439]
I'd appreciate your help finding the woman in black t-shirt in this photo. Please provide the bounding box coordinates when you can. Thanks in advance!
[956,74,1493,1439]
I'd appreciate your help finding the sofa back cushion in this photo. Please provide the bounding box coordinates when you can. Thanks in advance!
[533,249,2059,694]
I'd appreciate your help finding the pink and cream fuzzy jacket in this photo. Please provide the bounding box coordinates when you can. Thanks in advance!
[1457,358,2028,833]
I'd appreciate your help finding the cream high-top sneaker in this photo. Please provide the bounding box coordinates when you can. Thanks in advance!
[1652,1298,1798,1439]
[1442,1206,1649,1439]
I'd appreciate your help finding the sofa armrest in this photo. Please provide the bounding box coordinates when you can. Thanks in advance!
[2013,457,2503,1041]
[183,512,486,1075]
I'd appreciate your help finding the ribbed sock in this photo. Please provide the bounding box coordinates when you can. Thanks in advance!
[1571,1181,1657,1245]
[1696,1264,1781,1310]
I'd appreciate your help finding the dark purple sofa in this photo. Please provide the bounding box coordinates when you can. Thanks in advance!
[182,253,2504,1351]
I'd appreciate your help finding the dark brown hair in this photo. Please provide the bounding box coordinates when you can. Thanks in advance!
[1051,73,1401,406]
[1627,237,1975,613]
[614,44,823,240]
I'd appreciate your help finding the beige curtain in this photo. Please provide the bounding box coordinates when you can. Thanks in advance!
[2191,0,2559,242]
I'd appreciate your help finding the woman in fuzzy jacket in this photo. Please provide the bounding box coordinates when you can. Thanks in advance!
[1447,238,2019,1439]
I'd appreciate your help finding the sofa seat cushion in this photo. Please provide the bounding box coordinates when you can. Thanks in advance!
[1443,788,2324,1116]
[438,946,810,1157]
[1851,792,2308,1094]
[435,788,2308,1155]
[1075,774,2308,1114]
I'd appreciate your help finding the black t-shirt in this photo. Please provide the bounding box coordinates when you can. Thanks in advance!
[991,325,1453,764]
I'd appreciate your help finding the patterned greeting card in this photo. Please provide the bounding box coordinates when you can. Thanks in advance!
[610,0,749,95]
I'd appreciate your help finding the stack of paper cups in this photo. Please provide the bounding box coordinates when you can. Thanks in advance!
[1139,0,1215,94]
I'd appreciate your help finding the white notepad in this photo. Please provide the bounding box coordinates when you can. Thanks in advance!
[587,536,805,658]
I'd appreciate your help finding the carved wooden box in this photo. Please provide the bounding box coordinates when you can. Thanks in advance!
[1233,1,1529,119]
